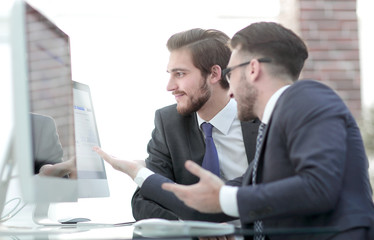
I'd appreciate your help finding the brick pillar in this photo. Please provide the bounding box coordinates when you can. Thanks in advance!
[279,0,361,120]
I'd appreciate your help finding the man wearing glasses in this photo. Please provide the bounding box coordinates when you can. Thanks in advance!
[97,22,374,239]
[161,22,374,239]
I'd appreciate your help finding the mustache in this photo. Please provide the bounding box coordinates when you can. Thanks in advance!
[172,91,186,96]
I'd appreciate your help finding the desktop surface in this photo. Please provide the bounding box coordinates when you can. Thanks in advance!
[0,199,339,240]
[0,224,340,240]
[0,224,136,240]
[1,206,339,240]
[0,202,136,240]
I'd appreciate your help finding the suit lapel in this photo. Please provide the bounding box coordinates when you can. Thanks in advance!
[246,88,285,185]
[240,118,261,164]
[242,161,254,186]
[241,118,272,185]
[185,112,205,166]
[240,118,260,185]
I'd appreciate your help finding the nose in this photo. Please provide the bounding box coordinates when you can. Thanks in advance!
[166,75,177,92]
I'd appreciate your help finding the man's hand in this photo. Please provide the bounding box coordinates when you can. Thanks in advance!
[162,160,224,213]
[39,157,77,178]
[93,146,145,179]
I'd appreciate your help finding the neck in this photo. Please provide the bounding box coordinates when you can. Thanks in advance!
[197,88,230,121]
[256,78,291,121]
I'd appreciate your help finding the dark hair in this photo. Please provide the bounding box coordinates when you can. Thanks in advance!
[230,22,308,81]
[167,28,231,89]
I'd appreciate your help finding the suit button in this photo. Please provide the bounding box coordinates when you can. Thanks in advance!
[249,211,256,218]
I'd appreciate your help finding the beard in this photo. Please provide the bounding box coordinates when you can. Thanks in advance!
[176,79,211,116]
[237,72,258,121]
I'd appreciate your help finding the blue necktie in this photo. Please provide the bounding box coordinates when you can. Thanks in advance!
[201,122,220,177]
[252,122,266,240]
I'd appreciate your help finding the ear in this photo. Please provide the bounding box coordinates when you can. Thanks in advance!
[248,59,261,83]
[209,65,222,84]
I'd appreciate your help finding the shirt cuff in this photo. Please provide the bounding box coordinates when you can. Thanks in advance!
[133,167,154,187]
[220,185,240,217]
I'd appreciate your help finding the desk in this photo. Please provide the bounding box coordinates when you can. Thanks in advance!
[0,205,339,240]
[1,222,339,240]
[0,203,137,240]
[0,224,135,240]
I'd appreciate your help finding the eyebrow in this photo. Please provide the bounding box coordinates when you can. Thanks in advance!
[167,68,189,73]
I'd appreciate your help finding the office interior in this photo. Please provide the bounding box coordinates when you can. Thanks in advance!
[1,0,373,239]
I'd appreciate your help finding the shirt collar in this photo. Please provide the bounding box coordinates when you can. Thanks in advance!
[262,85,290,124]
[197,99,237,135]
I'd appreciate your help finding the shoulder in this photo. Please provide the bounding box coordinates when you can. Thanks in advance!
[274,79,350,124]
[280,80,344,109]
[153,104,197,129]
[156,104,178,115]
[156,104,196,120]
[31,113,54,122]
[31,113,56,129]
[284,80,336,99]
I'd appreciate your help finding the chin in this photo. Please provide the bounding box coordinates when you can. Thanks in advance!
[176,105,191,116]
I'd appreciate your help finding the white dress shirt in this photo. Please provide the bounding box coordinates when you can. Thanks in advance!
[196,99,248,181]
[220,85,290,217]
[134,99,248,186]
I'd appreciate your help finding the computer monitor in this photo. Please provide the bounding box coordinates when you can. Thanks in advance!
[9,0,109,225]
[73,81,109,198]
[11,0,77,205]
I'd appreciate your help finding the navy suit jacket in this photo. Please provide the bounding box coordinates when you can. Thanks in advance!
[137,80,374,239]
[232,80,374,239]
[132,104,260,221]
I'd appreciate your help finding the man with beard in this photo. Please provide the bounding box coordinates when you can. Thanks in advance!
[102,28,259,221]
[96,22,374,239]
[158,22,374,239]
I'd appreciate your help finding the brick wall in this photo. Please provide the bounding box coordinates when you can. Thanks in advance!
[279,0,361,120]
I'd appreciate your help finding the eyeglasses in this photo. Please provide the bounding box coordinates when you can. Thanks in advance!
[222,58,271,83]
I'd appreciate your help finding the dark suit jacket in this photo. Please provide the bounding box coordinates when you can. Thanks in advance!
[135,80,374,239]
[231,80,374,239]
[131,104,260,221]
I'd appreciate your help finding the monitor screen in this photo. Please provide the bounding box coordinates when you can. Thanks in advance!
[11,0,77,204]
[10,1,110,225]
[26,2,75,173]
[73,81,109,198]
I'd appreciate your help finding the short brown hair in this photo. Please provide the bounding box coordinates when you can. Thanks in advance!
[231,22,308,81]
[167,28,231,89]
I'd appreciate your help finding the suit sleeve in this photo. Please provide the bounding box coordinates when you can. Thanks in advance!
[237,82,351,224]
[132,187,178,220]
[140,174,236,222]
[131,109,179,220]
